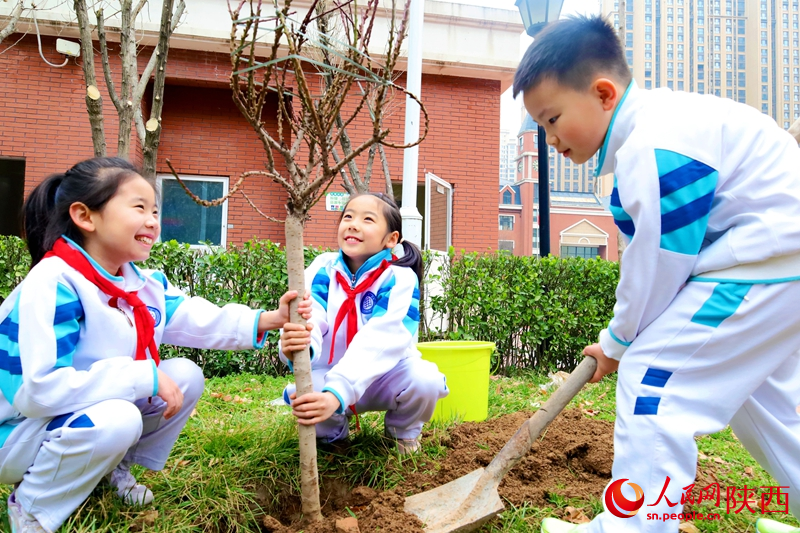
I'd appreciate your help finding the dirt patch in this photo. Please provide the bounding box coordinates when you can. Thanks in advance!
[402,409,615,508]
[259,409,616,532]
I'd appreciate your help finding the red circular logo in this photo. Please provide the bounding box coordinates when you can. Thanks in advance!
[604,479,645,518]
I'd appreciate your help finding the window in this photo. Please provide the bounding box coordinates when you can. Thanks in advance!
[499,215,514,231]
[159,175,229,247]
[499,240,514,253]
[560,246,600,259]
[502,190,513,204]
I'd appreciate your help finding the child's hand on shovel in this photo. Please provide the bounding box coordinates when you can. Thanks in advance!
[583,343,619,383]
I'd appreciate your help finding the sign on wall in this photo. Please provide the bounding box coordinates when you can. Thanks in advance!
[325,192,350,212]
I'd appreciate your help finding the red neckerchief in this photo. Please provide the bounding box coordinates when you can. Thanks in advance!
[330,257,393,431]
[45,238,160,365]
[329,259,393,364]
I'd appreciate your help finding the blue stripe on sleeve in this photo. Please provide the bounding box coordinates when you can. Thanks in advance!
[164,294,184,326]
[660,192,715,234]
[0,296,23,403]
[658,158,716,197]
[371,275,396,320]
[54,283,84,325]
[655,150,717,256]
[311,268,331,312]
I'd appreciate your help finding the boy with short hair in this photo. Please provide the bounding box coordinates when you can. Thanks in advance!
[513,14,800,533]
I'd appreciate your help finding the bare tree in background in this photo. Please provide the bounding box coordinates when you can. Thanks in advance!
[168,0,428,520]
[72,0,186,177]
[0,0,24,43]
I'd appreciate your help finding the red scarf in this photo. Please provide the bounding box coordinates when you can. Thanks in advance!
[329,259,392,364]
[45,238,160,365]
[330,257,393,430]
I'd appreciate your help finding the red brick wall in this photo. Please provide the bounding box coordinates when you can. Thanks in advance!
[1,34,500,252]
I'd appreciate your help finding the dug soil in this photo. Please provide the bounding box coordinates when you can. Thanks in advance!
[260,409,616,532]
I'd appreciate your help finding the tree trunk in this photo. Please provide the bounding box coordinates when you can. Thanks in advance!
[141,0,177,178]
[74,0,107,157]
[284,213,323,523]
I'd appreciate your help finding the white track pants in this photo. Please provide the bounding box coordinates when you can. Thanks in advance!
[588,280,800,533]
[0,358,204,532]
[284,357,448,441]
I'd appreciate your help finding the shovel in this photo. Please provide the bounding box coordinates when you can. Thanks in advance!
[404,356,598,533]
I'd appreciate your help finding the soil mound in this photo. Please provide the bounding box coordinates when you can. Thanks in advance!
[261,409,615,532]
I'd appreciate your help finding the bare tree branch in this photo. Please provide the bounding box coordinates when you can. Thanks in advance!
[96,9,122,112]
[0,0,24,43]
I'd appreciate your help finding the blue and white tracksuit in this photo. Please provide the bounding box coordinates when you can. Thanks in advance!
[281,249,448,442]
[589,81,800,532]
[0,238,265,532]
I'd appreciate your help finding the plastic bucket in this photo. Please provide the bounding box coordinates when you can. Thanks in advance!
[417,341,494,422]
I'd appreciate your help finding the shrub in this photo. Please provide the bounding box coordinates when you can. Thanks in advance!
[423,251,619,373]
[1,236,619,375]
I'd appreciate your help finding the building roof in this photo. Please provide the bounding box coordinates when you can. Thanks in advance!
[550,191,605,209]
[499,184,522,205]
[519,113,538,136]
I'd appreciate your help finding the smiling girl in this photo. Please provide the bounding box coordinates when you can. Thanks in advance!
[0,157,311,533]
[280,193,448,454]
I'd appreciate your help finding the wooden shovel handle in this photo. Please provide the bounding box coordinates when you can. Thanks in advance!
[483,356,599,481]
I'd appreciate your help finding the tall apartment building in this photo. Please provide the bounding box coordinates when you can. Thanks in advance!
[602,0,800,129]
[499,129,517,185]
[517,115,598,193]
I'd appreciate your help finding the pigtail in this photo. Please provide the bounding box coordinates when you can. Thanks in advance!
[393,240,423,285]
[23,173,65,266]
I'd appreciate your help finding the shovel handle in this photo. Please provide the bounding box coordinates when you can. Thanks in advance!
[483,356,598,481]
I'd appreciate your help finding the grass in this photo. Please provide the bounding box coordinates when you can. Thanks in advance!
[0,371,796,532]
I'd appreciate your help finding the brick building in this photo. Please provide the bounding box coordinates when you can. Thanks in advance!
[0,1,522,251]
[498,116,619,260]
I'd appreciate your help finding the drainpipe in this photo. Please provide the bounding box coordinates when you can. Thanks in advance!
[400,0,424,247]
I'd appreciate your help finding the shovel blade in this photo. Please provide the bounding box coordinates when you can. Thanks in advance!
[404,469,505,533]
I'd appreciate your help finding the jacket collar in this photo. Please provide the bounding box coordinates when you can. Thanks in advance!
[61,235,147,291]
[595,80,640,177]
[335,248,393,285]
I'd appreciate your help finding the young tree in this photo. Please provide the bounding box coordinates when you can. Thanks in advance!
[72,0,185,176]
[0,0,24,43]
[168,0,428,520]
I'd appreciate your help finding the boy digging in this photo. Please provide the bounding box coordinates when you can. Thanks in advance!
[515,15,800,533]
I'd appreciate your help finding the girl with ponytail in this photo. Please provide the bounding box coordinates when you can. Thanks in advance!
[279,193,448,455]
[1,157,311,532]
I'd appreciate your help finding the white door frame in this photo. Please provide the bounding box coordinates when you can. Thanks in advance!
[424,172,452,251]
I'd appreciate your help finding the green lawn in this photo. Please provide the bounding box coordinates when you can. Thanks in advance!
[0,371,796,532]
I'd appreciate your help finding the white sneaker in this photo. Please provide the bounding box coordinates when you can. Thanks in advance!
[7,492,49,533]
[384,427,421,455]
[105,462,154,506]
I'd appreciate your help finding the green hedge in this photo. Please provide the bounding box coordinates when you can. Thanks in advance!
[0,236,619,375]
[0,236,327,377]
[425,251,619,373]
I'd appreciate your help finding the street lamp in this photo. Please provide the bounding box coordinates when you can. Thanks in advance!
[515,0,564,257]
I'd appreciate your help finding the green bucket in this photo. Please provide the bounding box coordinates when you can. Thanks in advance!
[418,341,495,422]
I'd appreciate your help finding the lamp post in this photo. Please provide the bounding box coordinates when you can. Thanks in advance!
[515,0,564,257]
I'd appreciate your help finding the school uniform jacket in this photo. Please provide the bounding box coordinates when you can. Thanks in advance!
[598,81,800,360]
[281,249,421,413]
[0,237,265,443]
